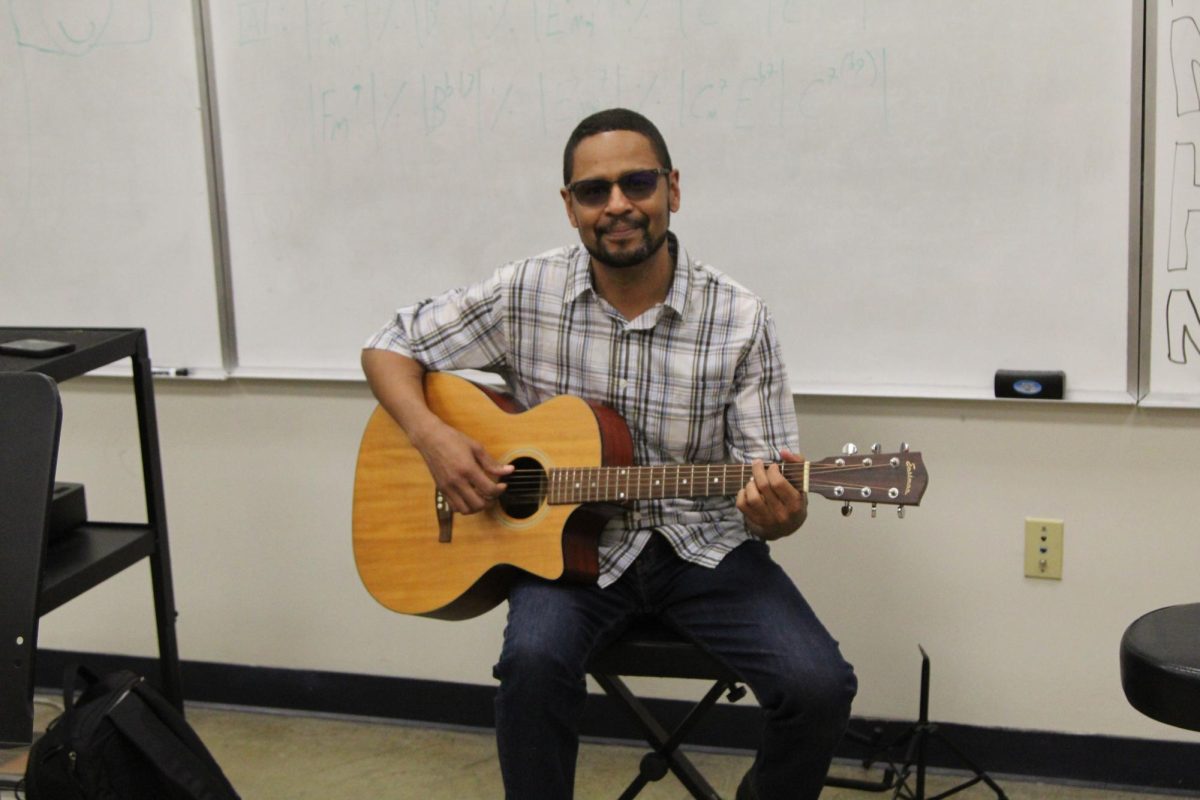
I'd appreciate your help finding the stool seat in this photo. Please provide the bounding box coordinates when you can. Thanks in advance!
[1120,603,1200,732]
[589,617,739,681]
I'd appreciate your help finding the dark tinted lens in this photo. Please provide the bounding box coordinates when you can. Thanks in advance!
[569,170,664,206]
[618,170,661,199]
[571,180,612,206]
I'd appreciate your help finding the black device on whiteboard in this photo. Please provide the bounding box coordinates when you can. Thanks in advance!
[0,338,77,358]
[994,369,1065,399]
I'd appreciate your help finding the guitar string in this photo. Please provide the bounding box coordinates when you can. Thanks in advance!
[493,464,907,485]
[494,463,906,501]
[496,486,893,502]
[495,462,901,480]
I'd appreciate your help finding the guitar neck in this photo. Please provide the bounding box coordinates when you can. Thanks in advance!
[534,449,927,509]
[545,462,808,504]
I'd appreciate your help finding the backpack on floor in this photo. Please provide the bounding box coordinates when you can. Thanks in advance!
[22,665,240,800]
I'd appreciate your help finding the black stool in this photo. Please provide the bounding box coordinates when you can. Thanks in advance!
[587,616,892,800]
[588,616,742,800]
[1120,603,1200,732]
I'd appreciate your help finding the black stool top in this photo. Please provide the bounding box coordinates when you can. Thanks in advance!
[1120,603,1200,732]
[588,616,741,683]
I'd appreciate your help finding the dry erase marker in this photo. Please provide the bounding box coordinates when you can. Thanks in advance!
[151,367,191,377]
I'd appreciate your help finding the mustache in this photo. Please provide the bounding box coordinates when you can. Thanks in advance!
[597,216,649,235]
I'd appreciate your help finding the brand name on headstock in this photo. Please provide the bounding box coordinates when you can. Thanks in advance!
[905,460,916,495]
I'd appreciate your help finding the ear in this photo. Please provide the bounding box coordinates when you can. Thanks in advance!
[668,169,680,213]
[561,187,581,229]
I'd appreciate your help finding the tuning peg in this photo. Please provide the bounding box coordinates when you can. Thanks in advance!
[871,443,882,454]
[900,442,910,453]
[842,443,858,455]
[841,502,853,517]
[897,506,906,519]
[871,503,878,518]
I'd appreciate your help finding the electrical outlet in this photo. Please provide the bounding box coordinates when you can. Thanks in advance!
[1024,518,1063,580]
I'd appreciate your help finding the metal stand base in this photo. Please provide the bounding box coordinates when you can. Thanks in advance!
[865,646,1007,800]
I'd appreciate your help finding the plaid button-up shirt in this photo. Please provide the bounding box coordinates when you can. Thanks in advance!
[365,234,799,587]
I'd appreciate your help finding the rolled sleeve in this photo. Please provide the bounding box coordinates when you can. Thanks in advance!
[364,315,416,358]
[364,271,510,372]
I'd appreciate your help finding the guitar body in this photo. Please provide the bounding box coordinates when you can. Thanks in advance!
[354,373,929,620]
[352,373,633,620]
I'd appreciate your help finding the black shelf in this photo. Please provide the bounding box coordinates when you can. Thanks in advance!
[39,523,159,615]
[1,327,182,750]
[0,327,143,380]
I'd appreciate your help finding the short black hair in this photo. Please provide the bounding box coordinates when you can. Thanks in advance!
[562,108,672,186]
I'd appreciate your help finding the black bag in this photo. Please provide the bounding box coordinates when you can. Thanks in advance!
[22,665,240,800]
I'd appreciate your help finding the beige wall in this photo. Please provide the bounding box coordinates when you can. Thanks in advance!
[36,377,1200,743]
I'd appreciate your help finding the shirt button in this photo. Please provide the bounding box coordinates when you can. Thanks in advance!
[619,379,629,390]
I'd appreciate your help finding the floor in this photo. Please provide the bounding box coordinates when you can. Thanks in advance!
[0,698,1191,799]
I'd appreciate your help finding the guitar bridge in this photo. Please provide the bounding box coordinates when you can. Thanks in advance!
[436,490,453,542]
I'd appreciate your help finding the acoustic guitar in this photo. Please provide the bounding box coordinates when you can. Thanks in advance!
[352,372,928,620]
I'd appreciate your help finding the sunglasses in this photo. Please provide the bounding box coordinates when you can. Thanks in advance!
[565,168,670,207]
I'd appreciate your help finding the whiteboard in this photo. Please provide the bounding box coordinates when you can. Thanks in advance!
[208,0,1140,399]
[0,1,222,376]
[1144,0,1200,406]
[11,1,1139,401]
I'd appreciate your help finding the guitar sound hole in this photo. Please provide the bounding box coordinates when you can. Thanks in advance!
[499,456,545,520]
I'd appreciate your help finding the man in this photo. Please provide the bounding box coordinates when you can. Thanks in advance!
[362,108,856,799]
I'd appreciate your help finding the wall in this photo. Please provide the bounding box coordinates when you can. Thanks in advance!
[35,378,1200,743]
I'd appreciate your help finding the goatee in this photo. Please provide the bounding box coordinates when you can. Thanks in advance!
[586,221,669,270]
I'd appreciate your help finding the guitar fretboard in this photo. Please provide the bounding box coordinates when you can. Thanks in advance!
[545,463,807,504]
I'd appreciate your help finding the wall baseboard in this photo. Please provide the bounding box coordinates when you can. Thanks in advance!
[33,650,1200,793]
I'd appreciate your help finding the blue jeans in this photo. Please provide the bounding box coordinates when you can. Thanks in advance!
[493,535,857,799]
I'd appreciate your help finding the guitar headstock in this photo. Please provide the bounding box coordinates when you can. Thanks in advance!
[808,444,928,518]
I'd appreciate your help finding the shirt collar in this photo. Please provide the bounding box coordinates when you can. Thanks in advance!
[566,233,691,321]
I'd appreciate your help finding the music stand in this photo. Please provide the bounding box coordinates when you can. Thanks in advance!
[865,647,1008,800]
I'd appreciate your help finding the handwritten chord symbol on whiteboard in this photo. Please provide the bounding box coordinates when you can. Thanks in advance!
[10,0,153,57]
